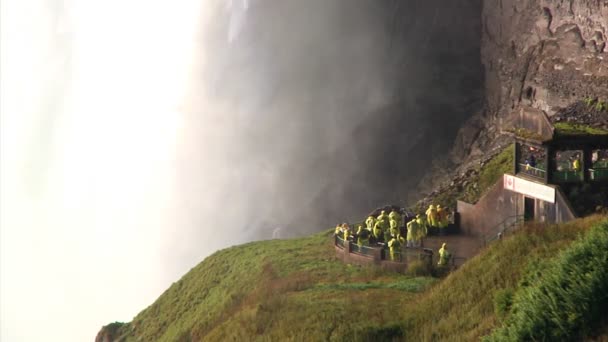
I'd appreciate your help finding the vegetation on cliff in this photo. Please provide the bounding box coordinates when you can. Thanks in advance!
[416,144,514,211]
[100,215,607,341]
[103,230,435,341]
[553,122,608,136]
[486,219,608,341]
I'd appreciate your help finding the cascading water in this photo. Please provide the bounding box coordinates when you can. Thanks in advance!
[0,0,482,341]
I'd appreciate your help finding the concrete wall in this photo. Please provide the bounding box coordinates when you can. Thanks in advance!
[457,179,519,237]
[540,187,577,223]
[515,106,554,140]
[458,176,577,238]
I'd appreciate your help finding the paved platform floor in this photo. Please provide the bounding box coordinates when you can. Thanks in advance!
[414,234,485,266]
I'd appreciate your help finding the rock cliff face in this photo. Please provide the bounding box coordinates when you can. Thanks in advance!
[481,0,607,144]
[419,0,608,195]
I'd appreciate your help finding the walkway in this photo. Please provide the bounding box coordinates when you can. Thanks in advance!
[421,234,483,267]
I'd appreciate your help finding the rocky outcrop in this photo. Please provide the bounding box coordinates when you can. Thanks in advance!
[95,322,126,342]
[417,0,608,201]
[482,0,608,120]
[551,100,608,128]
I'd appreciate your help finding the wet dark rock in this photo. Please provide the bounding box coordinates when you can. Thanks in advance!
[550,101,608,130]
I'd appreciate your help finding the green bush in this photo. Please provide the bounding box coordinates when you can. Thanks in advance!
[350,323,403,342]
[485,219,608,341]
[493,289,513,320]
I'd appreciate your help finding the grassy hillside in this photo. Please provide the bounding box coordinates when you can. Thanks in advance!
[399,215,607,341]
[104,215,607,341]
[485,218,608,341]
[109,230,436,341]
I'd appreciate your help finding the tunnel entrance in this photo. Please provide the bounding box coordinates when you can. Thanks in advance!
[524,197,535,221]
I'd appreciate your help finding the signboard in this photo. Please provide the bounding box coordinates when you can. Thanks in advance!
[504,174,555,203]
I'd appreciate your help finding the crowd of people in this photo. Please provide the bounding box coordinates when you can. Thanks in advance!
[335,205,453,266]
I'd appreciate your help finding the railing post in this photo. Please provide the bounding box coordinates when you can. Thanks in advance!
[373,247,382,262]
[584,147,592,183]
[514,142,520,174]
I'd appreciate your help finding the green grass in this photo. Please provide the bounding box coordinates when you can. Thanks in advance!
[103,214,607,341]
[506,127,546,141]
[397,216,606,341]
[310,277,435,292]
[553,122,608,136]
[461,144,514,203]
[108,230,435,341]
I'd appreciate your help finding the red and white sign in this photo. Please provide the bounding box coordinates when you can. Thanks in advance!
[504,174,555,203]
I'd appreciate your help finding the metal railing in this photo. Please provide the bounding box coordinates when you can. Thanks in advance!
[335,235,346,249]
[590,168,608,181]
[518,163,546,179]
[483,215,525,245]
[335,235,468,271]
[382,246,434,263]
[431,253,466,269]
[553,170,584,182]
[351,243,376,258]
[384,248,404,262]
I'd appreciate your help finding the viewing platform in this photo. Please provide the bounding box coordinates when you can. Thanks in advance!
[335,107,607,273]
[334,235,467,272]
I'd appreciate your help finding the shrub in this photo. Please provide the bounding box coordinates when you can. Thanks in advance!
[493,289,513,320]
[583,97,595,106]
[485,219,608,341]
[351,323,403,342]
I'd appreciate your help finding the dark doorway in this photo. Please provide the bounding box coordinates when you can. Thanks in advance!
[524,197,535,221]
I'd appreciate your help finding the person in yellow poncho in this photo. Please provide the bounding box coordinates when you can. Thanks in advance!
[414,214,427,247]
[377,210,390,228]
[356,225,370,247]
[572,156,581,172]
[388,235,403,261]
[365,215,376,231]
[438,243,451,266]
[389,209,402,229]
[334,224,343,236]
[342,223,350,241]
[426,205,438,227]
[436,205,449,229]
[406,218,420,248]
[389,218,400,239]
[373,220,385,242]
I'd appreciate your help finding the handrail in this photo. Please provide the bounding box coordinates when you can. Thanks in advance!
[351,243,376,258]
[335,235,469,270]
[518,163,546,179]
[590,168,608,181]
[482,214,525,244]
[487,215,523,230]
[518,163,546,172]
